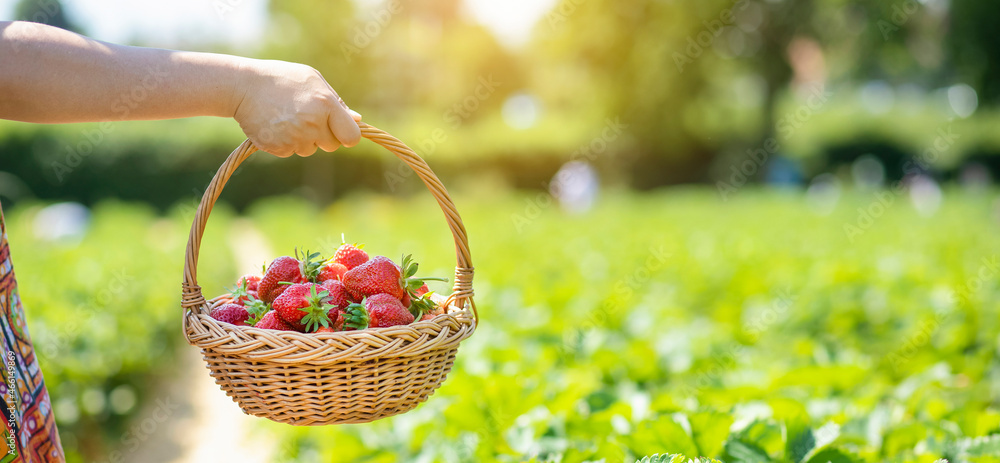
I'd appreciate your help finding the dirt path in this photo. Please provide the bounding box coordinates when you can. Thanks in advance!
[122,219,277,462]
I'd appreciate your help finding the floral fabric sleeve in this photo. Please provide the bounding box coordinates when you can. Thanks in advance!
[0,205,64,462]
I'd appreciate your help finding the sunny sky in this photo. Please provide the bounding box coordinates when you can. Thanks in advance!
[0,0,557,49]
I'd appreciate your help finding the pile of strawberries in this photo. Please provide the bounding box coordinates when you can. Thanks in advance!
[209,241,446,333]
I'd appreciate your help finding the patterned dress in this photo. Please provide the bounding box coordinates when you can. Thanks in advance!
[0,206,64,462]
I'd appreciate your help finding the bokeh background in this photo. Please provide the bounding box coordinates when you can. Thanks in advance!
[1,0,999,461]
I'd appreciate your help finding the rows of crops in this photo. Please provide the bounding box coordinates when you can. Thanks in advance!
[5,188,999,462]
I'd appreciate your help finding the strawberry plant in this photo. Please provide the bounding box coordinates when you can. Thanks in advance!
[4,189,999,462]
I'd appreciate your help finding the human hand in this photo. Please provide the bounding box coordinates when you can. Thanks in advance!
[233,60,362,157]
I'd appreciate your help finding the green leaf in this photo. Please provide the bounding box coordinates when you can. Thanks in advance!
[787,427,816,463]
[735,420,785,457]
[804,448,855,463]
[628,417,699,459]
[723,439,770,463]
[961,434,1000,457]
[689,411,733,458]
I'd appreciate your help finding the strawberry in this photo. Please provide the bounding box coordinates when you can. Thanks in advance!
[258,250,323,303]
[254,311,295,331]
[210,303,250,326]
[237,274,261,292]
[419,305,445,321]
[333,241,369,270]
[258,256,304,303]
[364,293,414,328]
[318,261,348,282]
[320,278,351,302]
[342,256,403,300]
[343,293,415,329]
[315,326,336,333]
[342,255,446,307]
[319,279,353,329]
[272,283,338,332]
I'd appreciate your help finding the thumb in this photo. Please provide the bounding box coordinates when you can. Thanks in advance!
[329,106,362,148]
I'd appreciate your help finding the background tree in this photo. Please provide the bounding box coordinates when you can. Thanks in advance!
[14,0,83,33]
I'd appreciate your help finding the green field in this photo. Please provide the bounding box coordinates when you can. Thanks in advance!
[5,188,1000,462]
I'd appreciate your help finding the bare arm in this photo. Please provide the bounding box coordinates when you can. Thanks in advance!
[0,21,361,157]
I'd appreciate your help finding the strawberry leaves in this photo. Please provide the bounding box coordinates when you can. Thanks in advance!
[343,303,370,330]
[244,297,270,325]
[229,278,252,303]
[295,248,325,283]
[408,293,437,319]
[297,285,336,332]
[399,254,446,288]
[398,254,447,318]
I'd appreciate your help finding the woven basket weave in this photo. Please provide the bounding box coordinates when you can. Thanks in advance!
[180,123,478,426]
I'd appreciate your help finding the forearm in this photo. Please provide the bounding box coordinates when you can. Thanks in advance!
[0,21,249,123]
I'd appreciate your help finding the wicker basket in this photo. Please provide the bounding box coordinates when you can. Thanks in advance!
[180,123,478,426]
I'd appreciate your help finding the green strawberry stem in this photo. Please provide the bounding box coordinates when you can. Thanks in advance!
[408,293,438,319]
[229,278,251,300]
[343,303,369,330]
[298,286,334,332]
[341,233,364,249]
[244,297,270,325]
[399,254,448,292]
[295,248,325,283]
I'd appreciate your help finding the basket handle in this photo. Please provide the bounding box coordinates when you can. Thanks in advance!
[180,122,477,323]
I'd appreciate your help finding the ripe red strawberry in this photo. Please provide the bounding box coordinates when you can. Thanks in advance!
[342,255,446,311]
[315,326,336,333]
[343,293,415,329]
[419,306,445,321]
[342,256,403,300]
[258,256,304,303]
[254,311,295,331]
[319,279,352,329]
[237,274,261,292]
[333,242,369,270]
[320,279,351,302]
[210,303,250,326]
[318,261,348,282]
[258,251,323,303]
[364,293,414,328]
[272,283,339,332]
